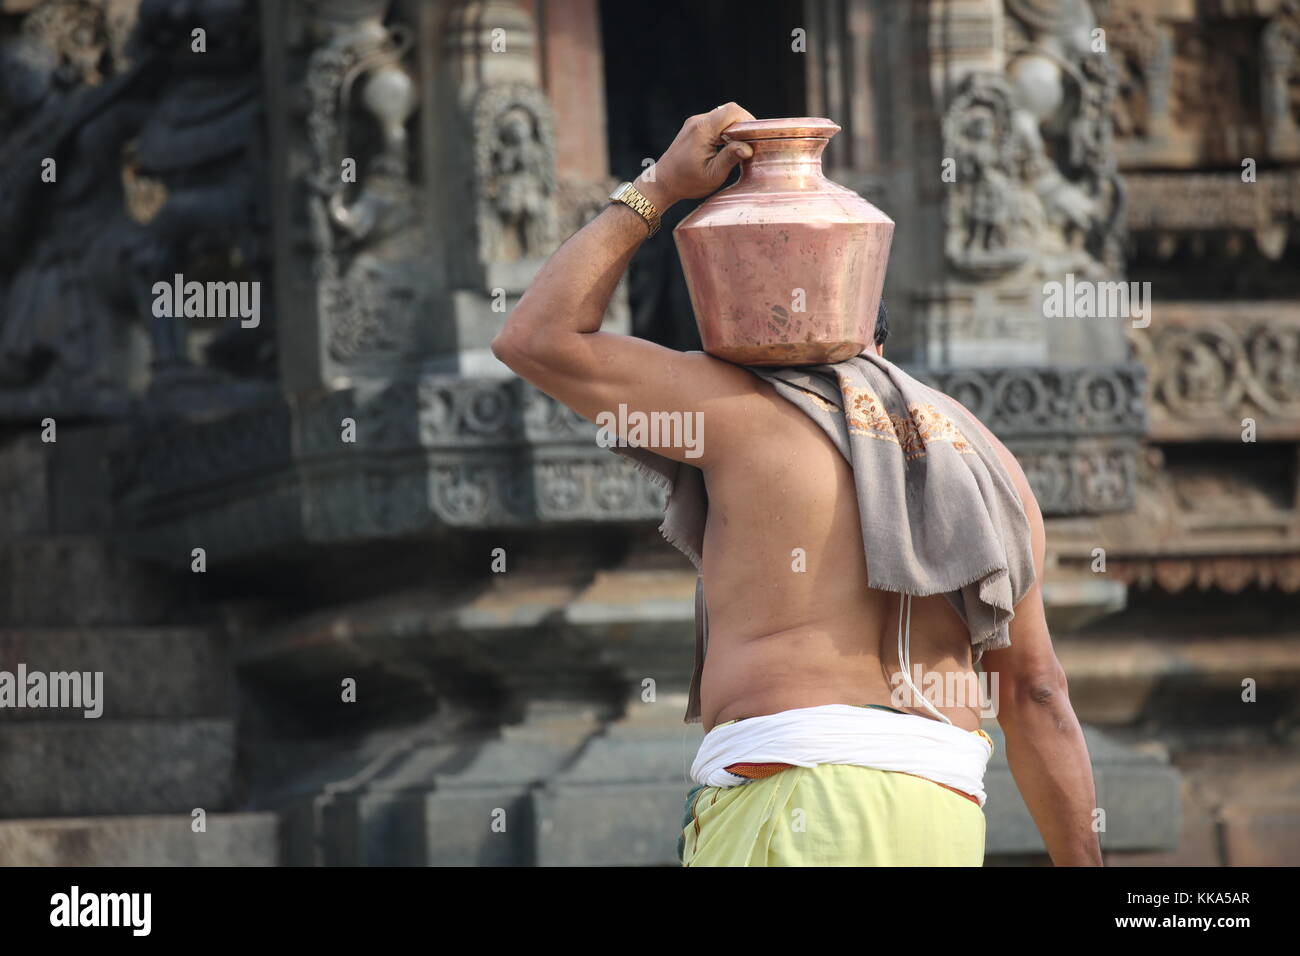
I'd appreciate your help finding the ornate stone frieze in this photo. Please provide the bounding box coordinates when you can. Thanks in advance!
[1106,555,1300,595]
[916,363,1147,439]
[110,362,1147,562]
[1056,440,1300,594]
[1128,304,1300,440]
[1007,436,1139,515]
[916,362,1145,513]
[1103,0,1174,144]
[109,376,665,561]
[1123,170,1299,260]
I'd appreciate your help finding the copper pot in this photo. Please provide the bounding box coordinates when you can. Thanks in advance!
[673,118,894,366]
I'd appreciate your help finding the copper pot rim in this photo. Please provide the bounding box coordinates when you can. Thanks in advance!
[720,117,841,143]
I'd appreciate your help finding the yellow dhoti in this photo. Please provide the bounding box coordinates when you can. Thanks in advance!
[680,762,987,867]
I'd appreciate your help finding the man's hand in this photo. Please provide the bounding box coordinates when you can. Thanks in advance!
[634,102,757,212]
[490,101,779,468]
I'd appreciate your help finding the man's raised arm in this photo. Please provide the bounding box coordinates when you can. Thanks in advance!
[490,103,774,467]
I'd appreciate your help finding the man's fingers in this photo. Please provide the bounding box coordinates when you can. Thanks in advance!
[703,140,752,182]
[700,102,757,143]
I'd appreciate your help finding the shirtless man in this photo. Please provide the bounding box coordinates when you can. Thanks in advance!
[492,103,1102,866]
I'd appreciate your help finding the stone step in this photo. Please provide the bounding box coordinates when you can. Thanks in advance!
[0,812,279,866]
[1107,747,1300,866]
[305,711,1175,865]
[0,627,232,721]
[1058,634,1300,727]
[0,719,234,818]
[533,781,690,866]
[0,536,201,626]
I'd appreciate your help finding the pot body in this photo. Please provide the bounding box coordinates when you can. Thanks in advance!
[673,118,895,366]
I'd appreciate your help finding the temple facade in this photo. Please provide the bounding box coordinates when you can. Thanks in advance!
[0,0,1295,865]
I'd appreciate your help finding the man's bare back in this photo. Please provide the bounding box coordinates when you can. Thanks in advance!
[699,373,985,733]
[490,102,1102,864]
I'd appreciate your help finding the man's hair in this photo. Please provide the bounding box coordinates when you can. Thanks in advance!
[874,298,889,348]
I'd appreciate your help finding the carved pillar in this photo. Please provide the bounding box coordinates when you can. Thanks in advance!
[417,0,627,376]
[262,0,633,387]
[264,0,431,393]
[410,0,543,376]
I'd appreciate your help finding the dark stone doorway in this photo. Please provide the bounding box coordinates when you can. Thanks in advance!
[600,0,807,350]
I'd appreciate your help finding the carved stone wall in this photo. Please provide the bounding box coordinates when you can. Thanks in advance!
[917,363,1146,513]
[816,0,1143,518]
[0,0,275,420]
[1100,0,1300,600]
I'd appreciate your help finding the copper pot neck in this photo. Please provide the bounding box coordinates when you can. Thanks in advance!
[721,117,837,187]
[736,137,830,188]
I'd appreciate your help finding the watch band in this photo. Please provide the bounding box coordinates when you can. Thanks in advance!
[609,181,661,238]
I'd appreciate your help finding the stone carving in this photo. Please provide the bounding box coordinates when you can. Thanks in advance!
[128,0,272,392]
[12,0,135,85]
[299,0,422,365]
[473,83,558,264]
[1263,1,1300,151]
[1005,438,1138,514]
[1128,308,1300,439]
[1123,168,1299,267]
[943,0,1126,278]
[1085,444,1300,594]
[1125,170,1299,233]
[0,0,142,410]
[111,359,1148,564]
[943,73,1038,276]
[289,376,599,459]
[1105,0,1300,166]
[917,364,1146,437]
[1110,554,1300,594]
[109,400,294,501]
[0,0,276,417]
[1004,0,1125,275]
[520,380,597,441]
[1104,0,1173,142]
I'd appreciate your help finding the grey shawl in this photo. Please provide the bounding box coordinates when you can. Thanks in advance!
[610,351,1036,724]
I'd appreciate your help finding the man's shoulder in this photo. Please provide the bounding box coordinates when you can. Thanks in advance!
[937,387,1043,522]
[683,350,813,415]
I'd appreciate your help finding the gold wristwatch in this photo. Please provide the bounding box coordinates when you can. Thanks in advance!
[609,181,661,238]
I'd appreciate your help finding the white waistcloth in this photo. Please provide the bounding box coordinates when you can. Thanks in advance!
[690,704,994,807]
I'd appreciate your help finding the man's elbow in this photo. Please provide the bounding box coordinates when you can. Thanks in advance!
[998,663,1073,723]
[490,322,534,372]
[493,320,583,381]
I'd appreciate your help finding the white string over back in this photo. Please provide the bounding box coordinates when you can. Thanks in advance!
[897,594,953,725]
